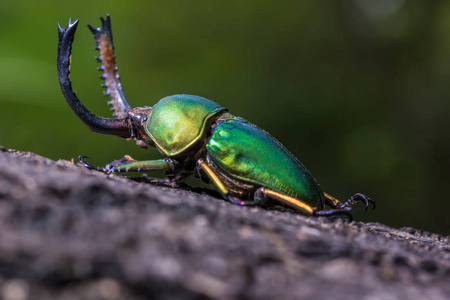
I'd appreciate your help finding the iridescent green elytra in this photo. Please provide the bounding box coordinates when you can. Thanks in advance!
[58,16,375,220]
[206,118,324,209]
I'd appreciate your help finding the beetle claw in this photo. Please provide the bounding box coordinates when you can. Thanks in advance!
[336,193,376,212]
[78,155,105,172]
[348,193,376,211]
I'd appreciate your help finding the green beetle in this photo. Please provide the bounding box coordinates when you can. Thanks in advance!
[57,16,375,220]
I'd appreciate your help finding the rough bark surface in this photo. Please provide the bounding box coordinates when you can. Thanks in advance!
[0,147,449,300]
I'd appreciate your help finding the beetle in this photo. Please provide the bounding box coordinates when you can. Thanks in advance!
[57,16,375,220]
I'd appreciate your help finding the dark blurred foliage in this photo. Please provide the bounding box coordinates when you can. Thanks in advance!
[0,0,449,234]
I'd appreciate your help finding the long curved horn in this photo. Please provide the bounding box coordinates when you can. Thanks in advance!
[57,19,131,138]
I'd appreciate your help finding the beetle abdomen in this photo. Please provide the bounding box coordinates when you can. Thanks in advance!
[206,119,324,208]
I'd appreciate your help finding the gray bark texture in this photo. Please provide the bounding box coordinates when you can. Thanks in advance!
[0,147,449,300]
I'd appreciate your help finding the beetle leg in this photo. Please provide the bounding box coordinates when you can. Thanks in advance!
[79,155,184,185]
[254,187,353,221]
[133,174,189,185]
[78,155,104,171]
[196,160,353,219]
[253,188,314,214]
[324,193,375,211]
[197,159,255,206]
[79,155,175,173]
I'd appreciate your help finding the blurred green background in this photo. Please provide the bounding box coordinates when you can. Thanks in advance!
[1,0,449,235]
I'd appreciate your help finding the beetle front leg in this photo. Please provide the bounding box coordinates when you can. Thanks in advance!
[79,155,180,184]
[324,193,375,211]
[197,159,255,206]
[254,188,353,221]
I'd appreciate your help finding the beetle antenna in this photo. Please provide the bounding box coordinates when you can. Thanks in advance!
[87,15,131,119]
[57,18,132,138]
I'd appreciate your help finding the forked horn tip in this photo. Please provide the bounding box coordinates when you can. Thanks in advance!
[58,18,79,36]
[87,24,98,34]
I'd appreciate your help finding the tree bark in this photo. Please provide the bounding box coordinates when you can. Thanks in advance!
[0,147,448,300]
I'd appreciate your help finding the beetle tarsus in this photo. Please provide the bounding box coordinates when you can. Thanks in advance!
[313,207,353,222]
[342,193,375,211]
[227,195,255,206]
[104,156,134,171]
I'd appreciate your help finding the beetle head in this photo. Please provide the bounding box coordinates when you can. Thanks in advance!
[127,106,154,149]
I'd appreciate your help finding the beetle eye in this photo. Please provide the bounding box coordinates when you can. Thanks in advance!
[133,113,147,124]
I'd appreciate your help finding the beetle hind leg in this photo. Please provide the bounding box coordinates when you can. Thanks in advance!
[253,188,314,214]
[197,159,352,220]
[253,188,353,220]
